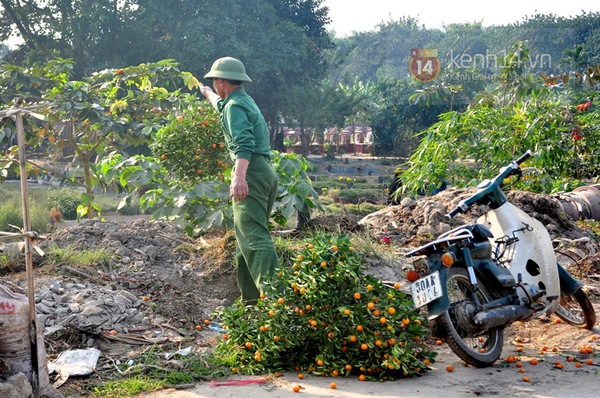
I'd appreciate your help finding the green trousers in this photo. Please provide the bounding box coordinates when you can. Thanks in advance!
[233,154,279,304]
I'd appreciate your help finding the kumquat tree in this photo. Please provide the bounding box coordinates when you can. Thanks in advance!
[215,234,436,381]
[100,105,322,235]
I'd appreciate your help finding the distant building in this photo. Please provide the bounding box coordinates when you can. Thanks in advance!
[282,125,373,155]
[325,125,373,153]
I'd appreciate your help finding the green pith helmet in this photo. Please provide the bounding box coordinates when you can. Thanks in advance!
[204,57,252,82]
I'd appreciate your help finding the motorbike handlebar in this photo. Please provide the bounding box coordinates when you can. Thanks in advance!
[444,150,533,219]
[515,150,533,166]
[445,206,463,220]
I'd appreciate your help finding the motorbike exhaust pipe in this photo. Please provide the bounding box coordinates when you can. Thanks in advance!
[473,305,535,329]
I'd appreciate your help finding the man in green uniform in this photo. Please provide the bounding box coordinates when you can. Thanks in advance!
[199,57,279,304]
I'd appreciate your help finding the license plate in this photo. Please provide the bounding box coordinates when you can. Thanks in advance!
[411,271,443,308]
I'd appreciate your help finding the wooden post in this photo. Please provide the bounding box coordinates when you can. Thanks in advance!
[15,98,40,398]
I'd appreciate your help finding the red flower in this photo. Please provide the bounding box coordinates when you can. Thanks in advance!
[573,133,583,140]
[380,236,391,245]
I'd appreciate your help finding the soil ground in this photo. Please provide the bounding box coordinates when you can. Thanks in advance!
[139,329,600,397]
[1,154,599,397]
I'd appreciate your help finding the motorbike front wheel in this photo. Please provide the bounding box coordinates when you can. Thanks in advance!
[436,267,504,367]
[554,288,597,329]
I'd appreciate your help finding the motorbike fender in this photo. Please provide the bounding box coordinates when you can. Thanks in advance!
[425,269,450,320]
[478,203,560,311]
[557,263,583,295]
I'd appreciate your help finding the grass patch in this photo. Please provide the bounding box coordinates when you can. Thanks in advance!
[273,235,304,266]
[47,245,114,268]
[0,183,143,235]
[89,376,164,398]
[86,346,229,397]
[0,249,22,274]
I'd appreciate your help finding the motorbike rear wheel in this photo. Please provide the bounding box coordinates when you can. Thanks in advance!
[554,289,596,329]
[436,267,504,367]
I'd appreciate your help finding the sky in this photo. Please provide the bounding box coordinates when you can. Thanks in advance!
[323,0,600,37]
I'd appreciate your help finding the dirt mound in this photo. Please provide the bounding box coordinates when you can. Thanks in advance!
[37,219,238,333]
[360,188,596,244]
[24,190,597,339]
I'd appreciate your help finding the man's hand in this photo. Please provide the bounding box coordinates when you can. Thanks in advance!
[231,158,250,201]
[231,174,249,202]
[199,83,214,98]
[199,82,221,108]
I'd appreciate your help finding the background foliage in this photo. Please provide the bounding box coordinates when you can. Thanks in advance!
[399,42,600,196]
[0,0,333,135]
[1,2,600,218]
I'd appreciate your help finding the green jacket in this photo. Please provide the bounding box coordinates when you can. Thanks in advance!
[216,87,271,161]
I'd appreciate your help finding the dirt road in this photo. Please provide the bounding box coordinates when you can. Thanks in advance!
[137,317,600,398]
[139,341,599,398]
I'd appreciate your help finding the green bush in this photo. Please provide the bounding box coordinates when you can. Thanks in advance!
[401,43,600,195]
[0,202,24,232]
[312,180,346,191]
[48,188,81,220]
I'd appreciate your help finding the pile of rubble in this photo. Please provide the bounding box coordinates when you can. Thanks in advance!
[36,280,149,342]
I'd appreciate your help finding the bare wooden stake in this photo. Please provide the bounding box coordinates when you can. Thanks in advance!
[15,98,41,398]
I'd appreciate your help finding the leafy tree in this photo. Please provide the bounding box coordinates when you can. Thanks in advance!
[561,44,590,70]
[267,0,331,46]
[368,76,452,157]
[102,148,323,236]
[282,83,327,156]
[338,79,373,129]
[329,14,600,157]
[0,58,201,217]
[330,17,436,86]
[130,0,332,136]
[0,0,334,136]
[409,82,464,110]
[1,56,323,234]
[0,42,8,58]
[0,0,139,74]
[505,12,600,74]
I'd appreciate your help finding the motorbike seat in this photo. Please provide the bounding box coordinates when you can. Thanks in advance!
[463,223,494,242]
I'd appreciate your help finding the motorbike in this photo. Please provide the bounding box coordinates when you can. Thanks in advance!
[406,150,597,367]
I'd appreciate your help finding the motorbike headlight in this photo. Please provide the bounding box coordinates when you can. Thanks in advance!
[441,252,456,267]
